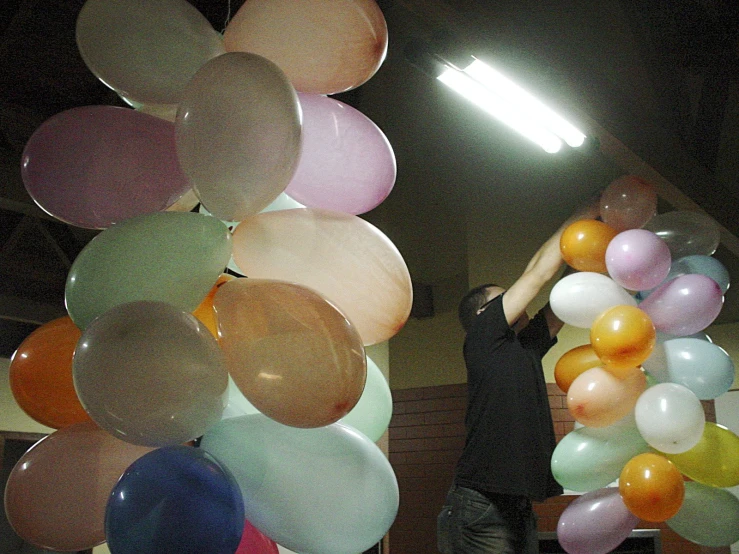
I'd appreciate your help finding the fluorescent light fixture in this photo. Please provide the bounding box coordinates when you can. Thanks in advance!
[436,57,586,153]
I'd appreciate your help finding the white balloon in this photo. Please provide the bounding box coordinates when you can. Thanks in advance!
[550,272,637,328]
[634,383,705,454]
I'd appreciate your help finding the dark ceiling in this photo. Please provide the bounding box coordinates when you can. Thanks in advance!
[1,0,739,358]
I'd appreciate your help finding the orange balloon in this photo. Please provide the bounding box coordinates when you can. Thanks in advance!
[560,219,619,272]
[192,273,236,337]
[9,317,91,428]
[590,305,656,373]
[223,0,388,94]
[554,344,602,393]
[566,366,647,427]
[619,452,685,522]
[213,278,367,428]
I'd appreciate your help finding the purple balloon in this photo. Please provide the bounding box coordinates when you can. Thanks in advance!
[557,487,639,554]
[284,93,396,215]
[21,106,191,229]
[638,273,724,336]
[605,229,671,291]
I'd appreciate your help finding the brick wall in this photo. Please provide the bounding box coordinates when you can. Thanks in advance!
[388,383,728,554]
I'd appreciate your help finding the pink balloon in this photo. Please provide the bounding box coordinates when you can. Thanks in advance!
[235,519,279,554]
[638,273,724,336]
[21,106,191,229]
[4,422,153,551]
[557,487,639,554]
[567,367,647,428]
[285,93,396,215]
[599,175,657,232]
[605,229,672,291]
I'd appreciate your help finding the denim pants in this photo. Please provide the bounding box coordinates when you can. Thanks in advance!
[437,485,539,554]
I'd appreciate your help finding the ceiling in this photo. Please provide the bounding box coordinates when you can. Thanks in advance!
[1,0,738,357]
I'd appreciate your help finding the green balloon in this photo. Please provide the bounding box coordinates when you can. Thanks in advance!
[65,212,232,329]
[551,421,649,492]
[667,481,739,547]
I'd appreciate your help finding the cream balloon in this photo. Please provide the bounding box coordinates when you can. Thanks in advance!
[231,208,412,345]
[550,272,637,328]
[567,366,647,428]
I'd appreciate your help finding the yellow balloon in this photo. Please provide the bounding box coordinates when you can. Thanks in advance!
[667,422,739,488]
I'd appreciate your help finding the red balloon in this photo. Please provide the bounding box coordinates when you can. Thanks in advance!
[235,519,279,554]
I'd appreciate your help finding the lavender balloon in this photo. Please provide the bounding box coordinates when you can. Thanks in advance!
[638,273,723,336]
[605,229,671,291]
[21,106,191,229]
[557,487,638,554]
[285,93,396,215]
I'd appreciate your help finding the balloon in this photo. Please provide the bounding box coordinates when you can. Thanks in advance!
[105,445,244,554]
[236,519,279,554]
[559,219,619,273]
[642,254,731,297]
[213,278,366,428]
[638,273,723,336]
[261,192,305,212]
[566,366,646,428]
[551,421,649,492]
[590,305,656,372]
[666,481,739,547]
[634,383,705,454]
[666,422,739,488]
[4,421,153,551]
[76,0,225,105]
[339,356,393,442]
[8,316,90,428]
[200,415,399,554]
[65,211,231,329]
[549,272,637,328]
[556,487,639,554]
[21,106,191,229]
[619,452,685,522]
[222,375,261,420]
[73,301,228,446]
[643,210,721,258]
[554,344,602,393]
[284,93,395,215]
[641,337,735,399]
[175,52,302,222]
[599,175,658,232]
[223,0,388,94]
[231,208,412,345]
[192,273,236,337]
[604,229,671,291]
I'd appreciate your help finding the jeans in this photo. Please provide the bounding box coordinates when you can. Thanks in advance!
[437,485,539,554]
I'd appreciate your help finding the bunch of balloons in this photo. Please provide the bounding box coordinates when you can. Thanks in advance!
[5,1,410,553]
[548,175,739,553]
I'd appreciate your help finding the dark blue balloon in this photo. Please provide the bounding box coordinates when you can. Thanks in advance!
[105,445,244,554]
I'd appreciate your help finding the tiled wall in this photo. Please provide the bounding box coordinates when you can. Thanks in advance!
[388,383,727,554]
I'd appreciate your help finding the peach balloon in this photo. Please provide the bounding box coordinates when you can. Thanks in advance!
[223,0,388,94]
[619,452,685,522]
[9,316,91,428]
[560,219,619,273]
[4,422,153,551]
[231,208,412,345]
[567,366,647,428]
[213,279,367,428]
[600,175,658,232]
[590,305,656,373]
[192,273,236,337]
[554,344,602,393]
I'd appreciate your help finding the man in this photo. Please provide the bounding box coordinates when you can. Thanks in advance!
[437,199,600,553]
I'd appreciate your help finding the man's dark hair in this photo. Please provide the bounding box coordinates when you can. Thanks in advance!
[458,283,498,333]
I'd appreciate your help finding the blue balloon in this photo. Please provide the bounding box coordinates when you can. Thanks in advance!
[105,445,244,554]
[640,254,730,299]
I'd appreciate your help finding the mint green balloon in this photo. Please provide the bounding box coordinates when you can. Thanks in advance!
[339,356,393,442]
[66,212,231,329]
[551,420,649,492]
[667,481,739,547]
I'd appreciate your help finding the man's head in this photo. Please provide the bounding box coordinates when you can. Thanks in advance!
[458,284,505,332]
